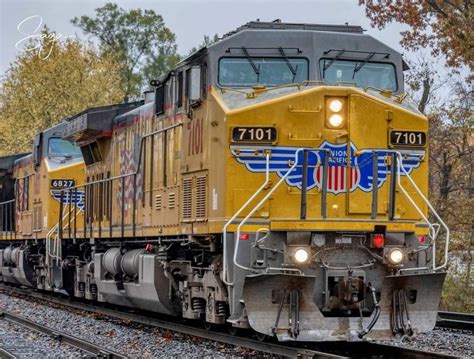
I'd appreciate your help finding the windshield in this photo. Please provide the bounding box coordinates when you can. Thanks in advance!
[48,138,81,157]
[320,59,397,91]
[219,57,308,87]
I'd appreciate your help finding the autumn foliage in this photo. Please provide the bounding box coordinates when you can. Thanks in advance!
[0,29,124,155]
[359,0,473,69]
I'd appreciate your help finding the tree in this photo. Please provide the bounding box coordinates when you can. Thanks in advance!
[72,3,180,101]
[358,1,473,69]
[404,56,445,114]
[187,34,220,56]
[0,28,124,155]
[404,58,473,311]
[429,84,473,312]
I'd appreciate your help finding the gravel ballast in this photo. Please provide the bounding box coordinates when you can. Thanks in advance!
[0,318,85,358]
[0,291,259,358]
[0,290,472,358]
[377,327,473,358]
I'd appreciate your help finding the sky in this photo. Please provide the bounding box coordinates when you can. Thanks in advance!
[0,0,414,75]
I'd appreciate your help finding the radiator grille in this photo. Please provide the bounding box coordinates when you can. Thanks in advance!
[182,178,193,220]
[195,176,207,219]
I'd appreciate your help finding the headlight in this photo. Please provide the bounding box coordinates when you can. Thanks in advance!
[328,99,343,112]
[294,248,309,263]
[387,248,404,265]
[326,97,346,129]
[328,114,343,127]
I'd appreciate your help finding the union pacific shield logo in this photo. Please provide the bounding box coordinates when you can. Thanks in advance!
[315,141,359,194]
[231,141,424,195]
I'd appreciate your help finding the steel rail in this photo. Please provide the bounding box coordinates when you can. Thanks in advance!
[437,311,474,331]
[0,310,125,358]
[341,342,458,359]
[0,347,17,359]
[0,285,344,359]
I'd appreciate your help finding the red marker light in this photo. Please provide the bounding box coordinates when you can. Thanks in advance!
[372,234,385,248]
[145,243,152,253]
[417,236,426,243]
[239,233,250,240]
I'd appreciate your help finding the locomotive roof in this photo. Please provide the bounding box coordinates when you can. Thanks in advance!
[180,20,366,65]
[180,20,407,77]
[223,20,364,37]
[0,153,30,173]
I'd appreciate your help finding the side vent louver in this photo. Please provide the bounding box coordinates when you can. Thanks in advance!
[182,178,193,220]
[196,176,207,219]
[155,194,162,211]
[168,192,176,209]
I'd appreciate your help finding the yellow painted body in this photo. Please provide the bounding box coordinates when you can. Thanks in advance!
[0,157,85,240]
[223,86,428,233]
[79,85,429,239]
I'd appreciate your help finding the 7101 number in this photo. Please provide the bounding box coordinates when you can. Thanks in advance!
[232,127,276,142]
[390,131,426,146]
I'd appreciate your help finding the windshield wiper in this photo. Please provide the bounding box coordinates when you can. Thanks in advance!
[241,46,260,78]
[352,52,375,79]
[48,154,76,160]
[323,49,345,76]
[278,46,298,81]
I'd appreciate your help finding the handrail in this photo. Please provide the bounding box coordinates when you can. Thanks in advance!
[0,199,16,239]
[233,148,304,273]
[57,123,183,192]
[222,153,270,286]
[227,146,449,281]
[227,148,329,281]
[395,152,449,271]
[47,200,84,263]
[357,149,450,271]
[54,122,183,242]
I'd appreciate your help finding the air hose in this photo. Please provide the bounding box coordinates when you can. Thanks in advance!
[358,282,381,339]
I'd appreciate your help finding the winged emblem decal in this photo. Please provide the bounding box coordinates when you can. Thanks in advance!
[231,141,424,195]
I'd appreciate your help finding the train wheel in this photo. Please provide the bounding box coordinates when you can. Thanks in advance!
[227,324,239,336]
[203,321,215,331]
[255,331,268,342]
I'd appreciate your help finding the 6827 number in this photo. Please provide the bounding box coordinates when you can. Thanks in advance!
[50,179,75,188]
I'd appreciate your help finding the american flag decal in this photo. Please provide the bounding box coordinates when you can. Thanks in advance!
[314,142,360,194]
[116,140,143,215]
[231,141,424,195]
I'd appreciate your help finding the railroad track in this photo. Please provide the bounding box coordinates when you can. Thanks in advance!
[437,311,474,331]
[0,347,16,359]
[0,284,465,358]
[0,285,340,359]
[0,310,125,359]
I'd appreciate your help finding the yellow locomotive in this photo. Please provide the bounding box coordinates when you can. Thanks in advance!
[1,21,449,342]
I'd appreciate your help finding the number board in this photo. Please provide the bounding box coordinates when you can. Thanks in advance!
[390,130,426,147]
[50,179,76,188]
[232,127,277,143]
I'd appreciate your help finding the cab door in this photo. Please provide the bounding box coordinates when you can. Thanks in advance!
[347,93,391,216]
